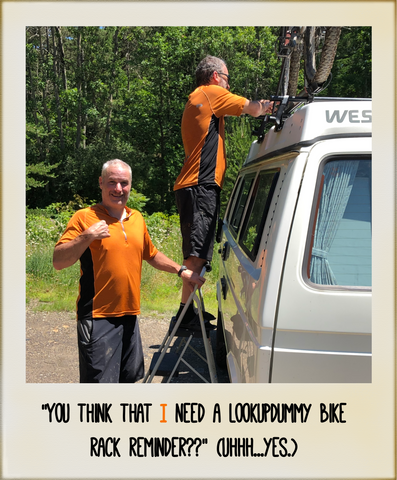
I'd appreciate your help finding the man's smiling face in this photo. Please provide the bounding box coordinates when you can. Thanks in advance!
[99,163,132,212]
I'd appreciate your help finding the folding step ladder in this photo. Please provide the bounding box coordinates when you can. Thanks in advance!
[143,264,218,383]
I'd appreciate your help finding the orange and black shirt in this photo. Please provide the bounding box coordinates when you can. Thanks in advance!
[174,85,246,191]
[56,204,158,320]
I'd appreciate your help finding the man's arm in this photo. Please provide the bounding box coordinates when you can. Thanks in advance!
[146,251,205,290]
[242,99,273,118]
[53,220,110,270]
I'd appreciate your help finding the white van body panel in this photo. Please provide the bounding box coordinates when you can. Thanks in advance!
[245,101,372,162]
[271,137,372,383]
[217,99,372,383]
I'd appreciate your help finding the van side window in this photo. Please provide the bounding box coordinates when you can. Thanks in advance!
[239,170,280,260]
[307,157,372,287]
[228,173,256,238]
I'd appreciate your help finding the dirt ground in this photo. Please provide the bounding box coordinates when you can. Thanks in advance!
[26,304,229,384]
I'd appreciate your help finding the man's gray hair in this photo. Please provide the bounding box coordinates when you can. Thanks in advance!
[101,159,132,179]
[196,55,226,87]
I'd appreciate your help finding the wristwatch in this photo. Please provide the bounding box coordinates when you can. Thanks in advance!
[178,265,187,277]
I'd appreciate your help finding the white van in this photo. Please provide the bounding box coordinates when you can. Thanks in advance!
[216,98,372,383]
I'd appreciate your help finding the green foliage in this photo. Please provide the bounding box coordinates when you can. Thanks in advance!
[26,197,93,248]
[126,189,149,212]
[26,162,59,190]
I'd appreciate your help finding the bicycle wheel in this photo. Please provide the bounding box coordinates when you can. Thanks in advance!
[303,26,341,91]
[287,46,302,96]
[303,26,318,85]
[313,27,341,84]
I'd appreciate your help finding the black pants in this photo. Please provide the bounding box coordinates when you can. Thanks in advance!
[175,184,220,261]
[77,316,144,383]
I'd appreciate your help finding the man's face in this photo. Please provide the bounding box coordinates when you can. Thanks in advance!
[217,65,230,90]
[99,164,131,211]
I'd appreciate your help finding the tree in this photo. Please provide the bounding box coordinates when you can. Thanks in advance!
[326,27,371,98]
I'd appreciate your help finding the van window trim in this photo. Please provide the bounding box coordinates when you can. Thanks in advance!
[303,153,372,292]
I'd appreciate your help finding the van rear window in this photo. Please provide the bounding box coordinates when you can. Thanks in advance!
[307,157,372,287]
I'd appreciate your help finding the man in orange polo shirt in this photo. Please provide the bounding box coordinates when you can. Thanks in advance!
[173,55,273,326]
[53,159,205,383]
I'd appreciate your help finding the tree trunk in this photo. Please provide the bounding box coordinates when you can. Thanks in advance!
[75,28,82,150]
[50,27,64,152]
[39,28,51,138]
[26,44,44,161]
[55,27,67,90]
[105,28,119,144]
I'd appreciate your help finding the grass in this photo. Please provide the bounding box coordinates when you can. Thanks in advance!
[26,208,219,317]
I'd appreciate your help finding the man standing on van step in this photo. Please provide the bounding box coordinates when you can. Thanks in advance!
[173,55,273,328]
[53,159,205,383]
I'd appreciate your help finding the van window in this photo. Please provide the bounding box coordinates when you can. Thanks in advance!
[308,157,372,287]
[228,173,256,238]
[239,170,280,260]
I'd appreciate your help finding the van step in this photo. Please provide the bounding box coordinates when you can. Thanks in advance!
[148,352,179,377]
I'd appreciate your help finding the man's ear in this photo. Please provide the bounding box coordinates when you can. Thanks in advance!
[99,176,103,189]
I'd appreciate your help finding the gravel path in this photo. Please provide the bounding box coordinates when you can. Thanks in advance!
[26,305,229,384]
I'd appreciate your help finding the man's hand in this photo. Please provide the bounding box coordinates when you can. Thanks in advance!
[180,269,206,292]
[259,99,274,115]
[53,220,110,270]
[84,220,111,240]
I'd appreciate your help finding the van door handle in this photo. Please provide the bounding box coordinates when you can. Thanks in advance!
[221,242,230,261]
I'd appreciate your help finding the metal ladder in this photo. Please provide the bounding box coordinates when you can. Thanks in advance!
[143,264,218,383]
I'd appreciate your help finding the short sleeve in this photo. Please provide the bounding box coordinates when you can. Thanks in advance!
[142,222,158,261]
[208,86,247,118]
[55,211,85,246]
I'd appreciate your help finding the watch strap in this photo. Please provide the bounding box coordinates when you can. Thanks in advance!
[178,265,187,277]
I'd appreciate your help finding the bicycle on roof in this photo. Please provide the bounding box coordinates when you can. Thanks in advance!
[254,26,342,135]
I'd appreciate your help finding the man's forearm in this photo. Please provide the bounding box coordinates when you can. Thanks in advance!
[242,99,273,117]
[146,251,179,274]
[146,252,205,289]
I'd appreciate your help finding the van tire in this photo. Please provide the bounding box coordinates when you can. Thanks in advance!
[215,311,227,369]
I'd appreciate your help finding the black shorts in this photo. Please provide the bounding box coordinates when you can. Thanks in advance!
[77,315,144,383]
[175,184,220,262]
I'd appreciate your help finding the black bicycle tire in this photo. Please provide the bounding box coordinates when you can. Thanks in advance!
[287,47,302,96]
[313,27,341,84]
[304,27,317,84]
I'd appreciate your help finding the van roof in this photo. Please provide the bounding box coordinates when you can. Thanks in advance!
[244,99,372,166]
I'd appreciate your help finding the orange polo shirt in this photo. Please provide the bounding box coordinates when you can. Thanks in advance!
[174,85,246,191]
[56,204,158,319]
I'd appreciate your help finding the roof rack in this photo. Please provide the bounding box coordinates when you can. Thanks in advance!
[253,95,371,141]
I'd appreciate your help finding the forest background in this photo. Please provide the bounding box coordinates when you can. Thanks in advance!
[26,26,372,314]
